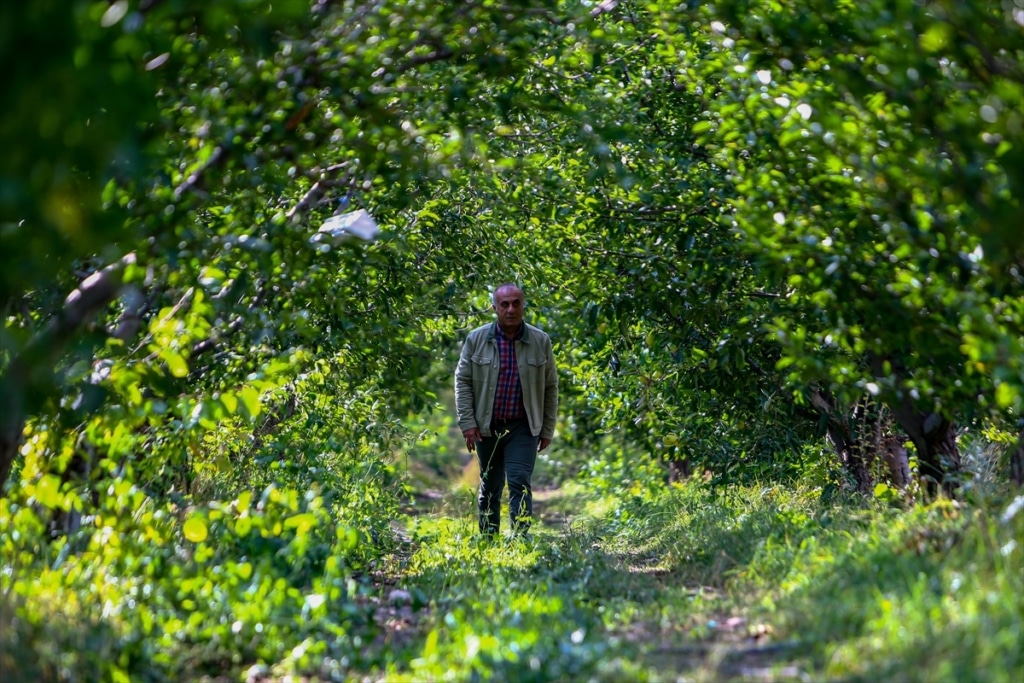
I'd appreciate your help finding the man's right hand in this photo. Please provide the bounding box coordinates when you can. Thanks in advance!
[463,428,482,453]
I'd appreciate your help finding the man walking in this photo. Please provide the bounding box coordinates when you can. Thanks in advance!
[454,283,558,537]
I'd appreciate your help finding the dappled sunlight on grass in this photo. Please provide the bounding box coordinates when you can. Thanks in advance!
[379,509,648,682]
[734,496,1024,681]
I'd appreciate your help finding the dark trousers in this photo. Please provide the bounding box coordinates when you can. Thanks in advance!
[477,418,538,535]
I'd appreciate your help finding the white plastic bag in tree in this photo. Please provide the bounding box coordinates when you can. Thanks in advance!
[313,209,380,245]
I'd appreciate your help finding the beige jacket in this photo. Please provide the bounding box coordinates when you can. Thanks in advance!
[454,322,558,440]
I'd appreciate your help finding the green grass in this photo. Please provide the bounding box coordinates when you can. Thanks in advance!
[4,423,1021,682]
[363,471,1024,683]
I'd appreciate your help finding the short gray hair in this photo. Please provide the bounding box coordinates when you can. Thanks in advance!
[492,282,524,305]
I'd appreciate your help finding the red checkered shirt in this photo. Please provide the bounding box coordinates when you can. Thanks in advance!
[492,323,526,423]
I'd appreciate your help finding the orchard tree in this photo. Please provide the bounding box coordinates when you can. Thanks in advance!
[399,2,824,482]
[690,0,1024,491]
[0,0,607,494]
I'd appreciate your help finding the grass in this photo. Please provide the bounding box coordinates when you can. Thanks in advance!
[5,415,1020,682]
[359,463,1024,682]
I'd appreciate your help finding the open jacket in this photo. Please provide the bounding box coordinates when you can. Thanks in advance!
[454,321,558,440]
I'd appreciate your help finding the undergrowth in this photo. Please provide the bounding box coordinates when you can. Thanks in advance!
[2,415,1022,682]
[371,444,1024,683]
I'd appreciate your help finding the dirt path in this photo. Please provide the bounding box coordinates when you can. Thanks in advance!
[367,482,804,682]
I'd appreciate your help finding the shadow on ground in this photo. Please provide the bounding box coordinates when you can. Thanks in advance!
[366,485,807,682]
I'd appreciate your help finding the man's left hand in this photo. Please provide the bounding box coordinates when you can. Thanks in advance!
[538,438,551,452]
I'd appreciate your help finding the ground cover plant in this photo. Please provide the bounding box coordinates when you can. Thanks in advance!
[334,433,1024,682]
[3,0,1024,681]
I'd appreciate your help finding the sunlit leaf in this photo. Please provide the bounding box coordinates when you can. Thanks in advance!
[183,515,209,543]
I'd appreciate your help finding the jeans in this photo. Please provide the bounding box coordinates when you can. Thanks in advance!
[477,418,537,535]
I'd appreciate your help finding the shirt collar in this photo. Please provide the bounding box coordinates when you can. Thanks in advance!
[493,321,526,342]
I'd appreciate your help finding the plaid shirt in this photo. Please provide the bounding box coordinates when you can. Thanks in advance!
[492,323,526,423]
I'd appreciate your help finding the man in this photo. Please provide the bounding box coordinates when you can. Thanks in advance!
[454,283,558,537]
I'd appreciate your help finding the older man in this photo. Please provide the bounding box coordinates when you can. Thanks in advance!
[454,283,558,537]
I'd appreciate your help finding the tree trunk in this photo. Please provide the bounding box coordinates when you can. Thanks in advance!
[824,421,873,494]
[667,457,691,483]
[0,410,23,497]
[891,403,961,497]
[0,255,133,494]
[812,388,875,494]
[1010,430,1024,487]
[878,435,911,489]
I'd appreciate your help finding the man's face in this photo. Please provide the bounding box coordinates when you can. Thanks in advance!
[493,286,524,331]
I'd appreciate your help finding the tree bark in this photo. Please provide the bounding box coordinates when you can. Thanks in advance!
[865,353,962,496]
[879,435,911,489]
[824,421,875,494]
[1010,430,1024,487]
[812,387,875,494]
[890,400,961,497]
[667,456,691,483]
[0,255,134,494]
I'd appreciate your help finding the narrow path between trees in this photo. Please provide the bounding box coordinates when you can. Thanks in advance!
[357,476,805,682]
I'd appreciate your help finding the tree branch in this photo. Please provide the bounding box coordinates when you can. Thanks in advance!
[173,145,227,201]
[1,253,137,493]
[286,162,353,222]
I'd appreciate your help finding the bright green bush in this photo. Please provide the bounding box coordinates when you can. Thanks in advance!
[0,364,406,681]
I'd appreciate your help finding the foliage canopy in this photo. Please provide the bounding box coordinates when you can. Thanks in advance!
[2,0,1023,679]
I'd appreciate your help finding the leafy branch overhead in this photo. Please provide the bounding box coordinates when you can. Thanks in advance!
[0,0,1022,677]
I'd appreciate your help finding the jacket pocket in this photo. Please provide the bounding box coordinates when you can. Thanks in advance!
[525,356,547,377]
[471,355,492,365]
[522,356,547,389]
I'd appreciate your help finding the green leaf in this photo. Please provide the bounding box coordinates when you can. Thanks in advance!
[161,350,189,378]
[919,24,952,53]
[219,392,239,415]
[183,515,209,543]
[238,386,262,421]
[995,382,1017,410]
[284,512,317,535]
[34,474,64,509]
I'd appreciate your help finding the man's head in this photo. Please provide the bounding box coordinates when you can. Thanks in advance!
[493,283,525,334]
